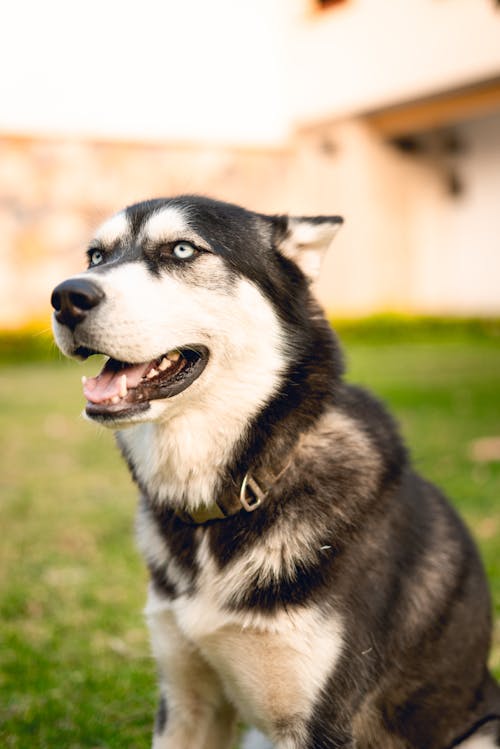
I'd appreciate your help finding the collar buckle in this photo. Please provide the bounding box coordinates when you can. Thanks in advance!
[239,472,266,512]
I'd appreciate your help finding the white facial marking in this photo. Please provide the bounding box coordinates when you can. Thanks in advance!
[93,211,130,246]
[115,272,287,506]
[140,206,210,251]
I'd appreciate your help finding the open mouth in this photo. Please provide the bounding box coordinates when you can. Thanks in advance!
[80,345,209,420]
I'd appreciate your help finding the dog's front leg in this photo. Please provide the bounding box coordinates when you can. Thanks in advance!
[147,602,237,749]
[199,622,353,749]
[151,686,236,749]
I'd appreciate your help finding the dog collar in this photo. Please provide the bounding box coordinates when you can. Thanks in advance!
[175,462,291,525]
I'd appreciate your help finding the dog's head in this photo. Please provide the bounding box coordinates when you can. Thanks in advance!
[51,196,342,428]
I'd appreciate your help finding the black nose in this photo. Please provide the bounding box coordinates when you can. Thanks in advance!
[51,278,104,330]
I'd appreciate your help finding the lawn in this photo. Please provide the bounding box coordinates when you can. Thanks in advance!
[1,326,499,748]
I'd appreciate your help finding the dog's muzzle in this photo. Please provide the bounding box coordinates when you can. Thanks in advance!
[51,274,210,422]
[51,278,104,331]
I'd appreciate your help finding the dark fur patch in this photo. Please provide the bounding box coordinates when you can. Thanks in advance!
[154,694,168,735]
[226,547,338,613]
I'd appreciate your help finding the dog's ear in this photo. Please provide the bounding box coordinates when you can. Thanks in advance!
[271,214,344,281]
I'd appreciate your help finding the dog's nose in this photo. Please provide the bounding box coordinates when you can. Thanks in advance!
[51,278,104,330]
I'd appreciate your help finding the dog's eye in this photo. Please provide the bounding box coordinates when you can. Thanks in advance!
[172,242,196,260]
[90,250,104,266]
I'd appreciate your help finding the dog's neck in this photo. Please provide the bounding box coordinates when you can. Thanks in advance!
[116,397,262,511]
[116,336,289,511]
[117,310,342,515]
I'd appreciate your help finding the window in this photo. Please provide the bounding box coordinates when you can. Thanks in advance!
[316,0,348,8]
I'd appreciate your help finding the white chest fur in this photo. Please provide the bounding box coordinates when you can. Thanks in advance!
[142,526,345,737]
[146,586,344,738]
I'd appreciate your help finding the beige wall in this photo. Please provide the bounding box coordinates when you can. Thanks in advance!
[2,117,498,328]
[409,112,500,315]
[0,136,295,328]
[302,114,500,317]
[290,0,500,124]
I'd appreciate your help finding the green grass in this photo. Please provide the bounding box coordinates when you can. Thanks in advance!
[0,358,152,748]
[1,330,500,747]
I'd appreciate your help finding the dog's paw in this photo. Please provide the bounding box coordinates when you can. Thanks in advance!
[240,728,274,749]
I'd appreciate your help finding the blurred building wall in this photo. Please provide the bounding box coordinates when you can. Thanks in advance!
[289,0,500,122]
[2,113,499,327]
[1,0,499,327]
[0,138,293,327]
[410,113,500,315]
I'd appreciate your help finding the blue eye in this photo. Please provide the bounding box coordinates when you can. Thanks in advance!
[173,242,196,260]
[90,250,103,266]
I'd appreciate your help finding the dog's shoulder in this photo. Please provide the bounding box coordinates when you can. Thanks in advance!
[334,382,408,481]
[290,381,408,513]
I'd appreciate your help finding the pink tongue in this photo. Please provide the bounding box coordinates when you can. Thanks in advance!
[83,359,151,404]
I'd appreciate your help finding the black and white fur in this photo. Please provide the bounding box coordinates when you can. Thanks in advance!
[52,196,500,748]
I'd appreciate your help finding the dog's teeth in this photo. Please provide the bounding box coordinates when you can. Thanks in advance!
[147,368,158,379]
[159,357,172,371]
[82,375,87,385]
[111,396,120,404]
[119,374,127,398]
[167,350,180,362]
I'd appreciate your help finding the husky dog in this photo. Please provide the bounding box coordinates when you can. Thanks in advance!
[51,196,499,749]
